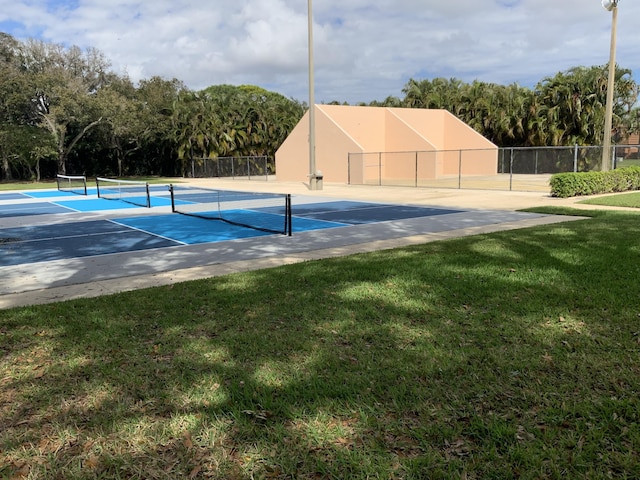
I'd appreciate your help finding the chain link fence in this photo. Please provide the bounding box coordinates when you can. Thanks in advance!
[348,145,640,192]
[187,156,273,180]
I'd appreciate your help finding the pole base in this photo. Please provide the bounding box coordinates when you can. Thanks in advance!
[307,171,323,190]
[307,176,323,190]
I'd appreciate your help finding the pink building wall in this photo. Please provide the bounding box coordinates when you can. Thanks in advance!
[275,105,498,184]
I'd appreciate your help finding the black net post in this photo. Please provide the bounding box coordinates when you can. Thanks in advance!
[169,184,176,212]
[286,194,292,236]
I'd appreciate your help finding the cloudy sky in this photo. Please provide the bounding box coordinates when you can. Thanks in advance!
[1,0,638,104]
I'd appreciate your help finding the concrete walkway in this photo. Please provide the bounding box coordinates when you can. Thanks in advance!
[0,179,599,309]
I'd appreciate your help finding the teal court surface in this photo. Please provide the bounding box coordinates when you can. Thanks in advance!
[0,183,577,308]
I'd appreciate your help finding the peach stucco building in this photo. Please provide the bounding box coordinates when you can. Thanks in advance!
[275,104,498,184]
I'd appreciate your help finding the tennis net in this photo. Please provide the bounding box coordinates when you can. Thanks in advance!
[96,177,151,208]
[169,185,292,235]
[56,174,87,195]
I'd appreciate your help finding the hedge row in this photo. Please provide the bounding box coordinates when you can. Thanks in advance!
[549,166,640,198]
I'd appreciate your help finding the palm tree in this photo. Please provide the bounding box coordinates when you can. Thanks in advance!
[533,65,635,146]
[172,91,221,174]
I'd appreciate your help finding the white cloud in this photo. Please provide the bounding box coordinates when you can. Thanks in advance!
[1,0,638,103]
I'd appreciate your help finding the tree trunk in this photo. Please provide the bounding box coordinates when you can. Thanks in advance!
[1,156,13,181]
[115,139,123,177]
[57,150,67,175]
[56,126,67,175]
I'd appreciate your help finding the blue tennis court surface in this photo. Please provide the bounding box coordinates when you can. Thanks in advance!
[289,201,461,224]
[0,193,28,201]
[114,212,348,245]
[0,220,179,267]
[0,184,469,267]
[0,202,74,217]
[54,196,173,211]
[25,184,172,199]
[26,189,98,198]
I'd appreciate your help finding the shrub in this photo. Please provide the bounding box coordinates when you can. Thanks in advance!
[550,166,640,198]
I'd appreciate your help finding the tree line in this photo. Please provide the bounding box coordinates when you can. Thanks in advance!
[389,70,639,148]
[1,32,639,182]
[0,34,306,181]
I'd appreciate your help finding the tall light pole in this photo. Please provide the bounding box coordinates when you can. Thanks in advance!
[307,0,321,190]
[601,0,619,172]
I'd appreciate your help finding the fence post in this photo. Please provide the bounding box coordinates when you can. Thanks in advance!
[415,151,418,187]
[574,144,578,172]
[509,148,514,191]
[458,150,462,189]
[611,145,616,170]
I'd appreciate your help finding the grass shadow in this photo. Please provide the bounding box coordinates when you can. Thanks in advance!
[2,211,640,478]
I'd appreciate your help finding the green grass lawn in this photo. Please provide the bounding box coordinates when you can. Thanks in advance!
[0,180,57,191]
[1,209,640,479]
[578,191,640,208]
[619,159,640,168]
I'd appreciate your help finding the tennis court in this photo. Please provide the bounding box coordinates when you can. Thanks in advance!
[0,185,464,266]
[0,181,577,307]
